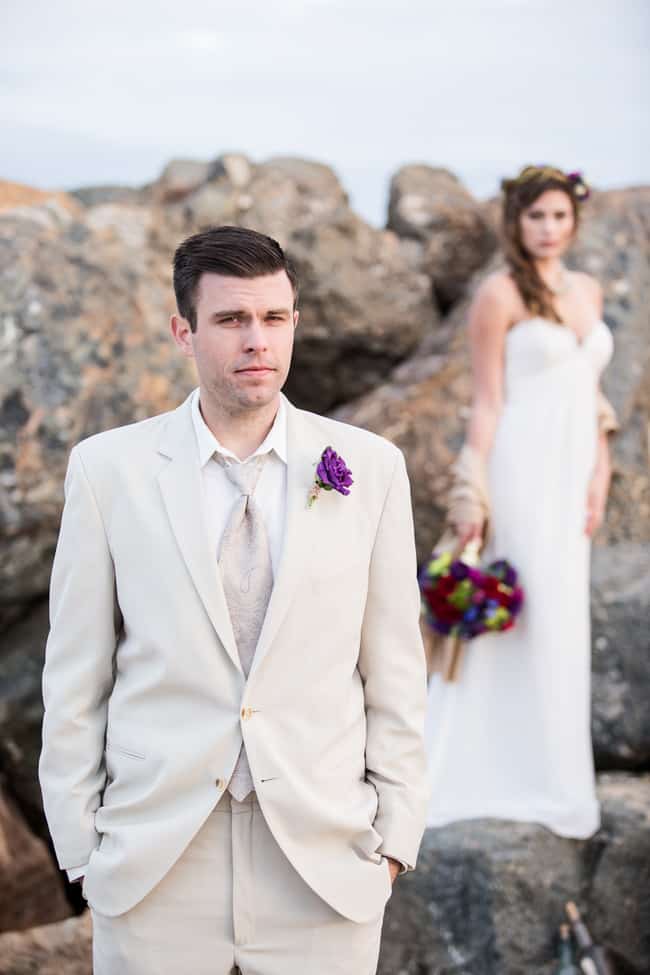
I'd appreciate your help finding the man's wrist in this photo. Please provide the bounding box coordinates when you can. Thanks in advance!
[383,854,408,876]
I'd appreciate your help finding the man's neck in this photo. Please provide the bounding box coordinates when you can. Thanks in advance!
[198,389,280,461]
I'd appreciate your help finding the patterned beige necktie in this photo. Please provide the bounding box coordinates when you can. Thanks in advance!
[218,454,274,801]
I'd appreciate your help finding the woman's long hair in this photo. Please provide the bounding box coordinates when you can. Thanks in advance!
[501,165,588,324]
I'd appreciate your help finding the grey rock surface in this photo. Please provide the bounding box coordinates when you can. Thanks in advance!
[379,774,649,975]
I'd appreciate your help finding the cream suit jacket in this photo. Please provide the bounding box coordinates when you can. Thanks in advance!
[39,393,428,923]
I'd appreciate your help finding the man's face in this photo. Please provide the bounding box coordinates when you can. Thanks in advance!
[172,270,298,414]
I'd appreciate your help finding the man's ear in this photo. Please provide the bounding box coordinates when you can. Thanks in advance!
[170,314,195,358]
[293,309,300,329]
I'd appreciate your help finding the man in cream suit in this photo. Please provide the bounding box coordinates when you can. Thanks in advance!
[40,225,428,974]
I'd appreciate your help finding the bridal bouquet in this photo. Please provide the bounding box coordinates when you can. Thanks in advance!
[419,544,524,680]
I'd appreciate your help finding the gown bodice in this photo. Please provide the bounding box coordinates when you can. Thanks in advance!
[503,318,614,400]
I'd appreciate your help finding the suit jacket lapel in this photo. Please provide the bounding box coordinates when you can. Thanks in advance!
[156,397,241,673]
[249,400,321,678]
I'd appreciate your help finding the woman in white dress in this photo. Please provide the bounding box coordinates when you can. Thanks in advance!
[424,165,618,839]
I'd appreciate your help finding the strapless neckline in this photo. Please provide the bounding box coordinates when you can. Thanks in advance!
[507,316,606,348]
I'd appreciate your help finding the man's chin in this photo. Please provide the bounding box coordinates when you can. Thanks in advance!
[233,385,282,411]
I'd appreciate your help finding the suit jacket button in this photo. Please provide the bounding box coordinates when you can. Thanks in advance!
[216,778,225,789]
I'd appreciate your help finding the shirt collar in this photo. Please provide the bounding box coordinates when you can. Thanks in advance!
[191,388,288,468]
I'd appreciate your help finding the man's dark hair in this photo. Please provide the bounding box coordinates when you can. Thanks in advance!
[173,225,299,331]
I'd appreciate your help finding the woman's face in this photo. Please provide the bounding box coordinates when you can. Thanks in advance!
[518,189,576,260]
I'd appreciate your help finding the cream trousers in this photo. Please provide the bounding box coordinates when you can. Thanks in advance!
[91,793,387,975]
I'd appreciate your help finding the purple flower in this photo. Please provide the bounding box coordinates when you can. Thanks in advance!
[567,170,591,201]
[450,561,469,580]
[316,446,354,496]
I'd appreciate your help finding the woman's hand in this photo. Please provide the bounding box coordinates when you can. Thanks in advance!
[454,522,484,551]
[585,468,609,537]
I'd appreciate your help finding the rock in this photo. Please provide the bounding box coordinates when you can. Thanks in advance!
[70,185,147,208]
[333,318,470,565]
[0,602,49,833]
[570,188,650,547]
[0,205,196,626]
[150,156,437,413]
[239,157,348,243]
[0,181,80,218]
[0,912,91,975]
[0,785,70,933]
[154,158,212,202]
[209,152,254,188]
[379,773,650,975]
[585,773,650,975]
[387,165,498,311]
[591,543,650,770]
[285,213,436,411]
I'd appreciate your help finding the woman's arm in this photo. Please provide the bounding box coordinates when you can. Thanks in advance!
[583,275,616,537]
[586,431,611,537]
[453,275,512,547]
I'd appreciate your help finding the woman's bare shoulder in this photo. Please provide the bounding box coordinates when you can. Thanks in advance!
[471,269,520,315]
[475,268,517,301]
[570,269,603,300]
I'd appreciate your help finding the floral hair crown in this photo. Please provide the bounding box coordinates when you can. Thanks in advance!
[501,165,590,202]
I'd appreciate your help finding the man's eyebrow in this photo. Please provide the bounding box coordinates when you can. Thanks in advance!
[266,307,292,316]
[211,308,248,319]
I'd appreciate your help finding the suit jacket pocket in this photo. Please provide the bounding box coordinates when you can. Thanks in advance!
[105,739,146,761]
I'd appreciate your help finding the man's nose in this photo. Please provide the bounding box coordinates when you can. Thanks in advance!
[243,318,267,351]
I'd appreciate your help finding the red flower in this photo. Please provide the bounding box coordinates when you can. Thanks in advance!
[437,576,457,596]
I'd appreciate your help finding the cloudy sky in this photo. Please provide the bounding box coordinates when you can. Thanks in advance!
[1,0,648,224]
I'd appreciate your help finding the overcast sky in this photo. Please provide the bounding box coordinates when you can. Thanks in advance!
[1,0,648,225]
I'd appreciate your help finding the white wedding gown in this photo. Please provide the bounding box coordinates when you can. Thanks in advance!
[425,317,615,838]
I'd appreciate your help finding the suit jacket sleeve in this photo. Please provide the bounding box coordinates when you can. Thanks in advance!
[39,446,119,870]
[358,448,428,871]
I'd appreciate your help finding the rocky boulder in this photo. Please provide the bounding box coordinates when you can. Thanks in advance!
[0,602,50,833]
[570,187,650,547]
[0,913,91,975]
[0,200,196,627]
[591,542,650,770]
[387,164,498,311]
[0,786,70,933]
[285,211,436,411]
[1,157,439,624]
[379,773,650,975]
[151,154,438,412]
[333,316,470,565]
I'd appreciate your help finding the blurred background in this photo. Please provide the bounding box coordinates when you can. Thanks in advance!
[2,0,649,223]
[0,2,649,973]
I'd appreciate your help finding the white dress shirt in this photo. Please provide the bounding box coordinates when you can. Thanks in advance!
[66,391,288,882]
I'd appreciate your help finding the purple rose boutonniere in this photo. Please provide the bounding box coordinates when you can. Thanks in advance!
[308,446,354,508]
